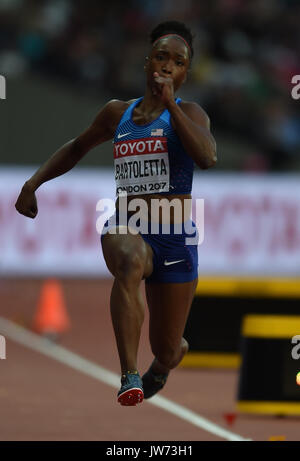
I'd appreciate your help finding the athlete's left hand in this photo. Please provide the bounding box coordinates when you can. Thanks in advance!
[152,72,174,107]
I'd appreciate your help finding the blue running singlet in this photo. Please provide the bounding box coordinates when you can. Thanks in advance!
[113,97,194,196]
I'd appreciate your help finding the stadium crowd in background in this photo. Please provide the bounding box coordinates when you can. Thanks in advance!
[0,0,299,171]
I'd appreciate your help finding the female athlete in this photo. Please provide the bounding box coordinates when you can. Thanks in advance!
[15,21,217,406]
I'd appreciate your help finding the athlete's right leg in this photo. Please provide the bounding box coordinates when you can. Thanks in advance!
[101,228,153,375]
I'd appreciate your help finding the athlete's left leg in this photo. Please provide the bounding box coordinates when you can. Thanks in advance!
[145,278,198,375]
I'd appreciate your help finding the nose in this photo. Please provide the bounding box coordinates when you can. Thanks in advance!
[162,60,173,75]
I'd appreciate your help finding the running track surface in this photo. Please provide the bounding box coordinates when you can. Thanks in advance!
[0,278,299,441]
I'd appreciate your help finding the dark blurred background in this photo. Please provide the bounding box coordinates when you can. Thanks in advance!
[1,0,299,171]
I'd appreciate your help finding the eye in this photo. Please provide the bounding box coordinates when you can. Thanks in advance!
[156,54,164,61]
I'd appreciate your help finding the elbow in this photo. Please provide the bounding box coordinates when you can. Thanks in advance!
[198,138,217,169]
[209,154,217,168]
[199,150,217,170]
[204,155,217,169]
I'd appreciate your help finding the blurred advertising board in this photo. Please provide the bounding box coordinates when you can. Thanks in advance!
[1,168,299,277]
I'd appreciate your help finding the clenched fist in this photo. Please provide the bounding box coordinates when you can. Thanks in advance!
[15,182,38,219]
[152,72,175,106]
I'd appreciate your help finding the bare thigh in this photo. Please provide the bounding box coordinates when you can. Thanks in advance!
[101,229,153,279]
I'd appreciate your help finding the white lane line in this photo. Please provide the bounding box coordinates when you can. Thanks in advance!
[0,317,251,441]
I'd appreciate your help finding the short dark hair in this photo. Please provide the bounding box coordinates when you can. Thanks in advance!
[150,21,194,60]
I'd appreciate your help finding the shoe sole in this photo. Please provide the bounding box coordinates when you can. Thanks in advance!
[117,388,144,406]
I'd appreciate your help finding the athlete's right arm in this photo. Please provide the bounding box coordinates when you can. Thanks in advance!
[15,99,121,218]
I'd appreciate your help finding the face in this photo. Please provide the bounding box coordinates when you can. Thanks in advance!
[145,36,190,92]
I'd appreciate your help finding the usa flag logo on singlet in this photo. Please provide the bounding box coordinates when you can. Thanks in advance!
[151,128,164,136]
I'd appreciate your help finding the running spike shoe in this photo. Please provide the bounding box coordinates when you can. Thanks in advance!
[142,366,169,399]
[117,371,144,406]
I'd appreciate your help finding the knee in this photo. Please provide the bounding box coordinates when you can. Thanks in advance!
[152,338,189,369]
[181,337,189,356]
[152,345,178,370]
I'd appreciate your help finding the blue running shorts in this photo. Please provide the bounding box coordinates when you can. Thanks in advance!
[101,211,199,284]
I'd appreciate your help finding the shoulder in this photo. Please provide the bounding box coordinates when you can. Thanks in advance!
[102,98,138,130]
[94,98,137,134]
[104,98,137,116]
[178,100,211,129]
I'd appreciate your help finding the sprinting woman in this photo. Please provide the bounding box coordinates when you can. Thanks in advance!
[15,20,217,406]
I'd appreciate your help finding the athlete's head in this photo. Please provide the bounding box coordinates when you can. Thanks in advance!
[145,21,194,92]
[150,21,194,62]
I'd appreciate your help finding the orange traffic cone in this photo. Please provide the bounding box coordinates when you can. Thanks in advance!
[33,279,70,340]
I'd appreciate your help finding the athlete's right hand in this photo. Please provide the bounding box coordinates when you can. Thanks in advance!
[15,182,38,219]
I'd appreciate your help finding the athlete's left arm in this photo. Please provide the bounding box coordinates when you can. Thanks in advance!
[168,100,217,169]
